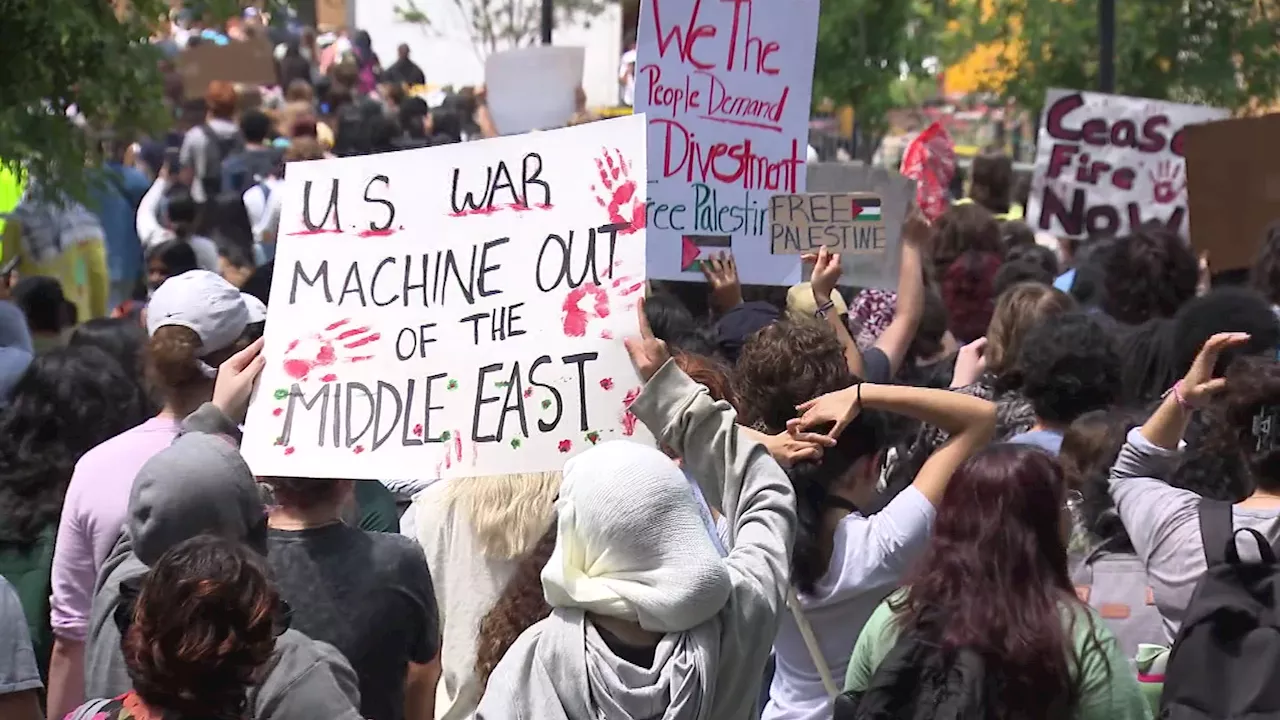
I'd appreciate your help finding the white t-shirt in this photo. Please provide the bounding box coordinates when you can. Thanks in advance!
[242,177,283,245]
[619,49,637,107]
[763,486,936,720]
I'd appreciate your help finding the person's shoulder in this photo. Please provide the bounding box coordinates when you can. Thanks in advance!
[75,419,168,466]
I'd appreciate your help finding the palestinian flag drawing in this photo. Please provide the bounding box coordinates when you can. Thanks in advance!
[681,235,732,272]
[851,197,882,222]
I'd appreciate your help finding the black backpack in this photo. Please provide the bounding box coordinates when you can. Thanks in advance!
[1159,498,1280,718]
[198,124,243,201]
[834,620,993,720]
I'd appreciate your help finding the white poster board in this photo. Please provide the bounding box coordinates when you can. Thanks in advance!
[485,46,586,135]
[1026,89,1228,239]
[634,0,820,286]
[242,115,653,481]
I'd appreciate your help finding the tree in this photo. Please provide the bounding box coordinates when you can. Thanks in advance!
[811,0,955,162]
[396,0,614,60]
[0,0,283,200]
[950,0,1280,116]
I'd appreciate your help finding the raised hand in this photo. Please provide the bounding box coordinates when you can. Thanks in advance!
[623,298,671,381]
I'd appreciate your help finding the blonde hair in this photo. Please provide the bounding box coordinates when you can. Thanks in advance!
[446,472,561,560]
[985,282,1075,376]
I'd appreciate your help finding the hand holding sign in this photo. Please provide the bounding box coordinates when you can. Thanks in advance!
[214,337,266,424]
[624,298,671,382]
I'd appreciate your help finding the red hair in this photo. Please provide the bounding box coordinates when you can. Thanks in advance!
[941,250,1003,343]
[894,444,1092,718]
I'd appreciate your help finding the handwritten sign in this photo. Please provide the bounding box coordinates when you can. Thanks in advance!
[1026,89,1227,239]
[634,0,820,286]
[241,115,653,481]
[485,47,585,135]
[770,193,886,255]
[804,164,914,290]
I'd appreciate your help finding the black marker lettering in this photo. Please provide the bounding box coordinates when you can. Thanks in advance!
[528,355,562,432]
[302,179,341,232]
[290,260,331,304]
[363,175,396,231]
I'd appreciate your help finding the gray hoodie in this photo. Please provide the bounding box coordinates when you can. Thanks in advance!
[476,361,797,719]
[84,403,364,720]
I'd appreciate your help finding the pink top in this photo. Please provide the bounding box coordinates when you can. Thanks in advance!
[50,416,181,641]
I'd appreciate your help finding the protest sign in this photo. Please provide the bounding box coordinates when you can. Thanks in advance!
[177,39,277,98]
[485,47,586,135]
[316,0,347,28]
[634,0,821,286]
[770,193,887,256]
[1026,89,1227,239]
[1185,114,1280,273]
[241,115,653,481]
[802,164,914,290]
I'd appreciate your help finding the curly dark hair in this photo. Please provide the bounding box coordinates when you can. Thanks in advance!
[734,317,854,433]
[1101,223,1198,325]
[69,317,156,414]
[1214,356,1280,493]
[1060,408,1145,553]
[1249,220,1280,307]
[124,535,278,720]
[644,292,718,358]
[0,346,151,548]
[1015,313,1121,424]
[969,149,1015,216]
[475,523,555,686]
[931,203,1004,277]
[1005,242,1059,278]
[1000,220,1037,251]
[993,258,1056,298]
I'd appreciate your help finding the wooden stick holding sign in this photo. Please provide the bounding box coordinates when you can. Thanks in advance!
[769,192,888,256]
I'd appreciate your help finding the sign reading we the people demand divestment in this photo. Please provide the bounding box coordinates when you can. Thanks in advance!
[1026,89,1227,239]
[241,115,653,481]
[634,0,820,285]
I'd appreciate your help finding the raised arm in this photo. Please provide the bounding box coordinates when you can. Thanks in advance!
[871,211,929,378]
[804,246,864,378]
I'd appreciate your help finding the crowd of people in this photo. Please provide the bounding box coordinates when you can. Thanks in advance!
[1,7,1280,720]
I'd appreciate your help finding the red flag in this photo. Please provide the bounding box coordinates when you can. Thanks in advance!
[899,122,956,222]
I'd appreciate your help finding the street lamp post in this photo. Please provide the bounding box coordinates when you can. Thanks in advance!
[1099,0,1115,92]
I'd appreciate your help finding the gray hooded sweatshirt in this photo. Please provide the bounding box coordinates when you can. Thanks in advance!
[476,360,798,719]
[84,403,364,720]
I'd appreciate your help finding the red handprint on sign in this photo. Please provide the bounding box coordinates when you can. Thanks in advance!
[282,319,379,382]
[1148,160,1186,205]
[591,148,645,236]
[561,275,644,338]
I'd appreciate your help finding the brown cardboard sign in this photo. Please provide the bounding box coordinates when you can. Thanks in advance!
[1186,113,1280,272]
[770,192,887,255]
[316,0,348,29]
[177,38,277,98]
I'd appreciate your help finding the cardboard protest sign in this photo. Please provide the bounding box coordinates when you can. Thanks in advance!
[485,47,586,135]
[1185,114,1280,272]
[633,0,820,286]
[177,39,277,98]
[802,164,914,290]
[316,0,347,28]
[1026,89,1227,239]
[770,193,887,256]
[241,115,653,481]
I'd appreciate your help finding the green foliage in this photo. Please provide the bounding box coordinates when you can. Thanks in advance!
[952,0,1280,114]
[0,0,173,199]
[396,0,615,57]
[811,0,953,160]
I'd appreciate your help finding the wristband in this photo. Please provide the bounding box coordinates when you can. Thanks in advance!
[814,299,836,319]
[1164,380,1193,410]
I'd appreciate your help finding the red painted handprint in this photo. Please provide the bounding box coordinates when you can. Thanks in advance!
[561,275,644,338]
[282,319,379,382]
[591,148,645,236]
[1148,160,1186,205]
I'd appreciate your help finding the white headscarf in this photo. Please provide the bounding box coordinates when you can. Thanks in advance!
[541,441,733,633]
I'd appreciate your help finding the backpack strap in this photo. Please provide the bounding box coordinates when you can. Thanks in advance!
[786,587,841,700]
[66,698,112,720]
[1199,497,1235,567]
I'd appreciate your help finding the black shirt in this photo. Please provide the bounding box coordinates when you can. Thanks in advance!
[268,524,438,720]
[384,58,426,86]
